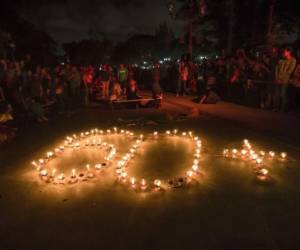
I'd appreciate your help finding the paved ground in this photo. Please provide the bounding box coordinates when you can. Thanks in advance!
[1,98,300,250]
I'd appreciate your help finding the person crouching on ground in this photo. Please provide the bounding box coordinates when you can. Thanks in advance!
[152,78,163,108]
[110,77,123,101]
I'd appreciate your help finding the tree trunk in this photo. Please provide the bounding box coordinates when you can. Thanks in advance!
[188,21,193,55]
[266,0,276,51]
[227,0,235,56]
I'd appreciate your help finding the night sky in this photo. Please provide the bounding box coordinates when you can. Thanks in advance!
[12,0,182,43]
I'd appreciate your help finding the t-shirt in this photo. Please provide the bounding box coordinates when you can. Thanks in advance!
[118,69,128,82]
[275,57,296,84]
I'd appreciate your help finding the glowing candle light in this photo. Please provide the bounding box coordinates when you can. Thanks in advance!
[182,132,187,136]
[193,159,199,165]
[241,149,247,156]
[280,152,287,159]
[140,134,144,139]
[194,137,198,141]
[252,154,258,160]
[58,173,65,181]
[131,177,136,187]
[52,169,57,177]
[232,149,238,154]
[166,130,171,135]
[187,171,193,178]
[86,164,90,171]
[107,129,111,134]
[85,140,90,146]
[71,169,76,178]
[39,159,44,164]
[243,139,249,145]
[141,179,147,189]
[47,151,54,158]
[154,179,162,188]
[196,149,201,154]
[269,151,275,158]
[256,158,263,165]
[40,169,48,176]
[173,129,178,134]
[223,149,229,155]
[192,165,199,172]
[113,127,117,132]
[95,164,102,170]
[260,169,268,175]
[121,172,128,179]
[260,151,265,156]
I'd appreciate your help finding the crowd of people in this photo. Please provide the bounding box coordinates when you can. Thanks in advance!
[1,46,300,143]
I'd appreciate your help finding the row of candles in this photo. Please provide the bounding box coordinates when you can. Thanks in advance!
[115,129,202,191]
[223,139,288,180]
[31,128,125,184]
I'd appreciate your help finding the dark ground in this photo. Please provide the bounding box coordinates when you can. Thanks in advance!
[1,98,300,250]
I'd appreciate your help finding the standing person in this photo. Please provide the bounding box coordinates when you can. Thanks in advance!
[177,61,189,96]
[118,64,128,92]
[69,66,82,107]
[289,50,300,114]
[274,47,296,112]
[265,47,278,109]
[101,65,110,99]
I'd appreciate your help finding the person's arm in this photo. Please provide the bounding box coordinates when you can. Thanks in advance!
[287,58,297,77]
[275,61,279,81]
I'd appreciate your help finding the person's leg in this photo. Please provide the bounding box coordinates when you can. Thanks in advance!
[182,80,187,95]
[280,84,289,112]
[273,84,281,111]
[176,79,181,96]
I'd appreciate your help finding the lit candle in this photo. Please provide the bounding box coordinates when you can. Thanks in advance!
[86,164,90,171]
[193,159,199,165]
[95,164,102,170]
[141,179,147,190]
[187,171,193,178]
[192,165,199,172]
[52,169,57,177]
[256,158,263,165]
[58,173,65,181]
[46,151,54,158]
[280,152,287,159]
[173,129,178,134]
[259,151,265,156]
[154,179,162,188]
[131,177,136,187]
[121,172,128,179]
[40,169,48,176]
[269,151,275,158]
[241,149,247,156]
[71,169,76,178]
[182,132,187,136]
[232,149,238,154]
[260,168,268,175]
[223,149,229,155]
